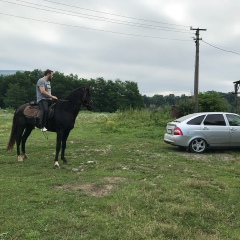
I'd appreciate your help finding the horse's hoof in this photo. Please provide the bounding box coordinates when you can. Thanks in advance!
[54,161,60,169]
[18,156,23,162]
[61,157,68,164]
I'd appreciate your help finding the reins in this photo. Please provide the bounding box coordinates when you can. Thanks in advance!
[42,130,48,140]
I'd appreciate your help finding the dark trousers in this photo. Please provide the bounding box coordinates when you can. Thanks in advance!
[38,100,51,128]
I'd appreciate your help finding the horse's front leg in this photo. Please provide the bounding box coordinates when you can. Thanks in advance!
[54,130,64,169]
[61,130,70,164]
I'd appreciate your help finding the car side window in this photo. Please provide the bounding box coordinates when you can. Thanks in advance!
[187,115,205,125]
[226,114,240,126]
[204,114,226,126]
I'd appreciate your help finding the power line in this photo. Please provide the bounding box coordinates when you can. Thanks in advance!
[5,0,188,31]
[40,0,191,28]
[0,12,193,41]
[202,40,240,56]
[0,0,193,34]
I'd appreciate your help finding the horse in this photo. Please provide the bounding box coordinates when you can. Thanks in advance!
[7,87,93,168]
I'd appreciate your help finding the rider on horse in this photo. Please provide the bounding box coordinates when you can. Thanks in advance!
[36,69,58,132]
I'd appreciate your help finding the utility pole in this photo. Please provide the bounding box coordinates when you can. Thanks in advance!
[190,27,207,112]
[233,80,240,113]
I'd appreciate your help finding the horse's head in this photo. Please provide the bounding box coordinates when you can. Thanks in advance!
[64,87,93,111]
[82,87,93,111]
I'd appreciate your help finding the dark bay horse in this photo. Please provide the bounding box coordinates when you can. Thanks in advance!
[7,87,93,168]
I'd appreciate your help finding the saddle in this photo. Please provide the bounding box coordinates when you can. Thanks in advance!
[23,101,55,119]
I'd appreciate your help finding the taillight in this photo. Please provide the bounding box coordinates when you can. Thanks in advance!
[174,127,183,135]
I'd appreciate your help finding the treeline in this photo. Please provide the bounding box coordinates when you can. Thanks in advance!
[0,70,144,112]
[144,91,236,114]
[0,70,236,113]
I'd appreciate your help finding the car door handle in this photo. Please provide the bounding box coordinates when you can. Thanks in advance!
[202,127,209,130]
[231,127,237,131]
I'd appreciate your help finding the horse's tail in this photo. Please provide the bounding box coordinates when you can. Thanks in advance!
[7,111,18,151]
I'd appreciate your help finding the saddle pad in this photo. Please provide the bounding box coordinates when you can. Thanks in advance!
[23,105,40,118]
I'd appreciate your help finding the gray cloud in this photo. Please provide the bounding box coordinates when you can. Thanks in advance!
[0,0,239,96]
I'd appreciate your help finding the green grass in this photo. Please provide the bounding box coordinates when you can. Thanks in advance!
[0,109,240,239]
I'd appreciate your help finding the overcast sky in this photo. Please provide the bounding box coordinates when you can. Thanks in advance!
[1,0,240,96]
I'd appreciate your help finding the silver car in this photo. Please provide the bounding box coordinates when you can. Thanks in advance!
[164,112,240,153]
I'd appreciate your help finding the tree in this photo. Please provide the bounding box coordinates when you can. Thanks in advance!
[198,91,230,112]
[151,94,166,107]
[89,78,144,112]
[178,97,195,116]
[122,81,144,109]
[4,83,28,109]
[164,94,176,106]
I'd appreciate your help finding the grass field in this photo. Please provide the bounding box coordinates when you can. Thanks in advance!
[0,109,240,240]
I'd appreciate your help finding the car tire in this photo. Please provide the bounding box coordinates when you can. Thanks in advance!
[189,138,207,153]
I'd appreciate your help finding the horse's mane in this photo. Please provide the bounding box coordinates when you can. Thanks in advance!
[55,87,88,112]
[64,87,85,101]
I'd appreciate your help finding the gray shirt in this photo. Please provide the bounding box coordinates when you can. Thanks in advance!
[36,77,52,103]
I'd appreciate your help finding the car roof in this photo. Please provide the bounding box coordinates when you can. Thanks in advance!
[174,112,239,123]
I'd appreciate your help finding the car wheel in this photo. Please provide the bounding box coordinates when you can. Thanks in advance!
[189,138,207,153]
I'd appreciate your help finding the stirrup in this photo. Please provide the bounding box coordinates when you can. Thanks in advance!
[41,127,48,132]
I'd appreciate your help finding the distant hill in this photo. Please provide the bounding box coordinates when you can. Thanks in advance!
[0,70,24,76]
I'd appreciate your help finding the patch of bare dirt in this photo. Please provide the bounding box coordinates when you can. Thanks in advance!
[104,177,126,183]
[79,183,116,197]
[55,177,126,197]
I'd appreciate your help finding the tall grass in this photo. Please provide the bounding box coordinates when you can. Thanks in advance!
[76,108,172,134]
[116,108,172,126]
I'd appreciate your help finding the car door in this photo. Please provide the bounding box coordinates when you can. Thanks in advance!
[225,113,240,146]
[201,114,231,146]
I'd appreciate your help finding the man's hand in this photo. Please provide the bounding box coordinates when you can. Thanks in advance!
[52,96,58,100]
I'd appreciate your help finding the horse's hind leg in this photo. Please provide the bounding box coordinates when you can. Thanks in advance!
[21,125,34,159]
[16,126,25,161]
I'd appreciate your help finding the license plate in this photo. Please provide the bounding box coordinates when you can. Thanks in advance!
[167,129,172,134]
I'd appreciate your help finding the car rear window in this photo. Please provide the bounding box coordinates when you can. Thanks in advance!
[173,113,199,122]
[204,114,226,126]
[187,115,205,125]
